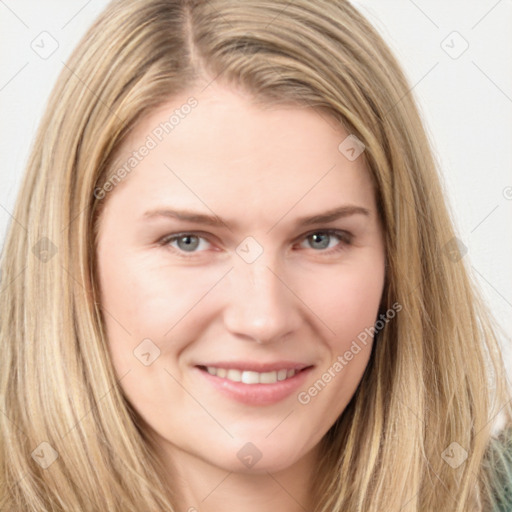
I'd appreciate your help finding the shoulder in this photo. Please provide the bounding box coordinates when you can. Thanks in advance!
[485,428,512,512]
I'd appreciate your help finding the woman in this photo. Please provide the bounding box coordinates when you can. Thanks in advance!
[1,0,510,510]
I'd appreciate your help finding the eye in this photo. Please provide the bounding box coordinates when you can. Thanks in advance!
[158,229,353,258]
[298,230,352,253]
[160,233,212,254]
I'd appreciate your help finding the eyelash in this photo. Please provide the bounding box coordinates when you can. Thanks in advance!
[158,229,354,258]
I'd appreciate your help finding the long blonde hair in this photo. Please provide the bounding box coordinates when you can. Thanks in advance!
[1,0,510,510]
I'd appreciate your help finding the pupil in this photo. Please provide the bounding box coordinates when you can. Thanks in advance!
[311,233,329,249]
[178,235,199,251]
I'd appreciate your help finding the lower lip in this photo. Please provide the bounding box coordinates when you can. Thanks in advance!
[195,366,314,406]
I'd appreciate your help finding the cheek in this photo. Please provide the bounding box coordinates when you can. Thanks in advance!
[97,251,226,368]
[294,265,384,424]
[306,260,385,349]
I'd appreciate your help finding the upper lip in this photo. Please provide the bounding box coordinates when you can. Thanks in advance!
[196,361,313,372]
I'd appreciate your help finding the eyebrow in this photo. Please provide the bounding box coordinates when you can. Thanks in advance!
[142,204,370,231]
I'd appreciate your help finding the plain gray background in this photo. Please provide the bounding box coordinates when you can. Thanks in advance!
[0,0,511,373]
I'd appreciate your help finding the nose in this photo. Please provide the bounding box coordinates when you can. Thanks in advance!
[222,254,303,344]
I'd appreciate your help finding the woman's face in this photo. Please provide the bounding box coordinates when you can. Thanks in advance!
[96,83,385,474]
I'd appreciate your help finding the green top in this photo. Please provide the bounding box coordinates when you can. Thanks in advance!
[487,430,512,511]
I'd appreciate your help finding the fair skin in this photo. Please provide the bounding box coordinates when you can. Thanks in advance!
[96,82,386,512]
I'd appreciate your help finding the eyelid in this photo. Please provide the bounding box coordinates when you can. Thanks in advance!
[298,228,353,241]
[158,231,216,255]
[294,228,353,251]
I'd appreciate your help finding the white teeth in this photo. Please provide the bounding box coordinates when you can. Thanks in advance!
[226,369,242,382]
[277,369,288,381]
[260,371,277,384]
[241,371,260,384]
[204,367,298,384]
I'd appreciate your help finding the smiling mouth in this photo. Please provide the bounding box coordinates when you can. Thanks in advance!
[197,365,311,385]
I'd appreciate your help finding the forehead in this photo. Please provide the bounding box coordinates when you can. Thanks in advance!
[105,82,375,221]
